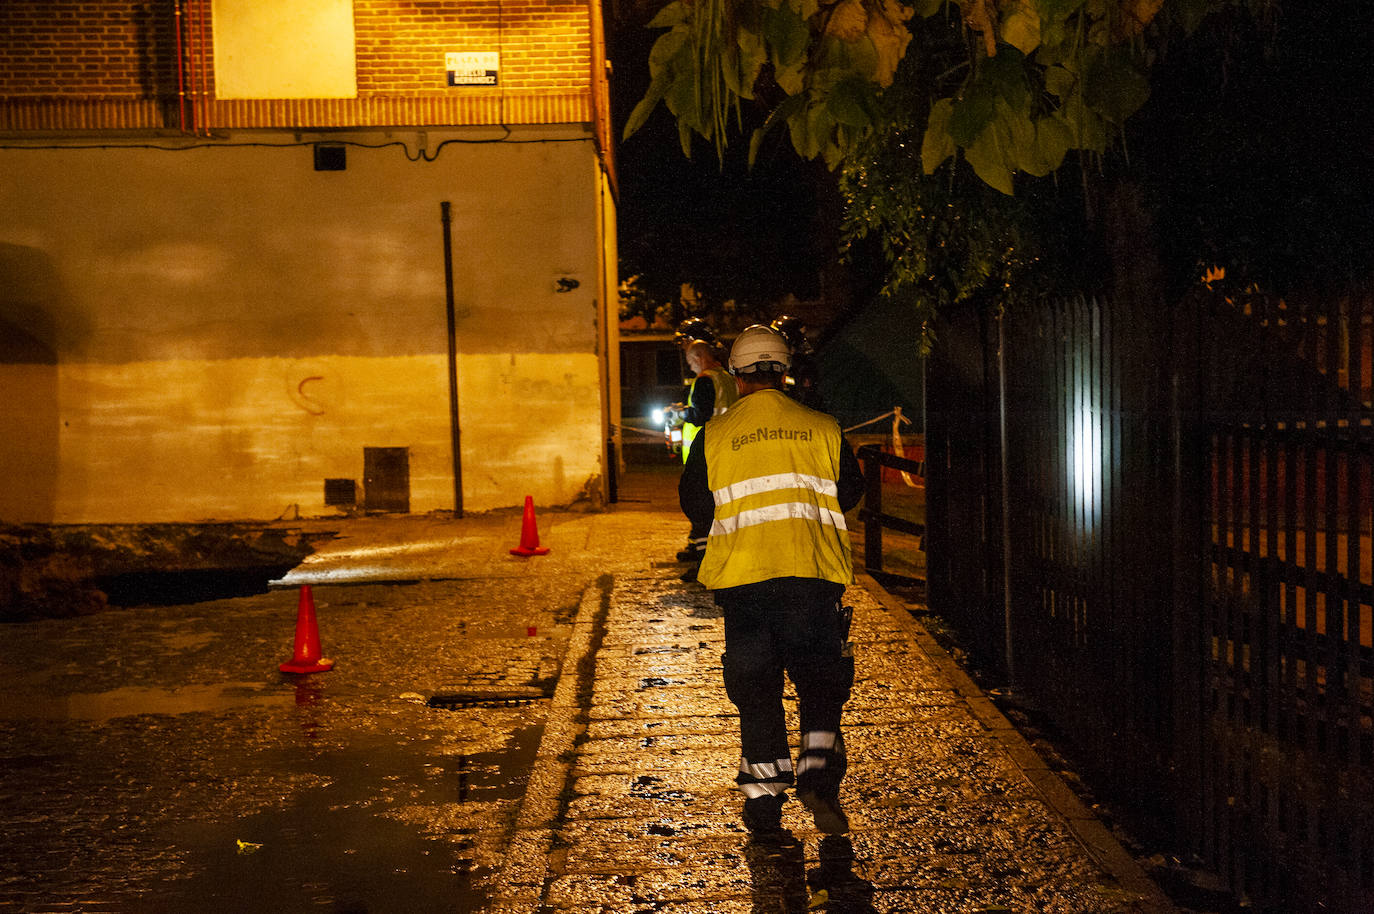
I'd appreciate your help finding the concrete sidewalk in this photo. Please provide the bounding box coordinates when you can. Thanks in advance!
[0,461,1177,912]
[488,547,1176,911]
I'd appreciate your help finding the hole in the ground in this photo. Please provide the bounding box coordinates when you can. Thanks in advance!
[97,565,299,607]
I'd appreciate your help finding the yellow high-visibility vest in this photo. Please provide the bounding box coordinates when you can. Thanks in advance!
[697,389,853,589]
[681,366,739,464]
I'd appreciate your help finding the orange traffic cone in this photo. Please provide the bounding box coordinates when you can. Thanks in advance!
[279,585,334,674]
[510,495,550,556]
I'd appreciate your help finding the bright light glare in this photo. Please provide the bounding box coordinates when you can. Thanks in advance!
[651,407,665,426]
[1071,402,1101,526]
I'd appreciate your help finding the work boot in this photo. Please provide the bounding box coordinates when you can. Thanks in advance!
[675,546,702,562]
[679,563,700,583]
[798,789,849,835]
[742,793,786,835]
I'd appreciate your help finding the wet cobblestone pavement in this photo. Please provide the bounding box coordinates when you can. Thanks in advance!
[488,568,1174,914]
[0,466,1174,912]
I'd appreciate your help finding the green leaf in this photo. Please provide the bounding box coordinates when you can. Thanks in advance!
[764,4,810,69]
[648,27,688,78]
[1061,98,1108,152]
[822,139,845,170]
[965,123,1014,194]
[1002,100,1045,175]
[1044,65,1076,99]
[1174,0,1212,33]
[1039,0,1086,21]
[645,1,687,30]
[748,92,808,165]
[921,97,956,173]
[949,84,997,147]
[678,119,694,158]
[815,35,879,85]
[807,101,836,155]
[980,49,1030,112]
[623,74,669,139]
[775,59,806,95]
[735,28,768,99]
[827,78,874,128]
[1000,1,1041,56]
[1082,48,1150,123]
[664,70,700,124]
[1034,114,1074,171]
[787,101,820,159]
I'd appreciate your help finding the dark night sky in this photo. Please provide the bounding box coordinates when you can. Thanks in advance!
[607,17,833,312]
[606,2,1374,317]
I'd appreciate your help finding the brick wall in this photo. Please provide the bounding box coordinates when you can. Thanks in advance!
[354,0,591,92]
[0,0,593,105]
[0,1,179,97]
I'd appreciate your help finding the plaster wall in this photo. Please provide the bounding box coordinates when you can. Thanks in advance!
[0,128,609,523]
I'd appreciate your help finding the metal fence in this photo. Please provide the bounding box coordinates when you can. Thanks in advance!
[923,287,1373,912]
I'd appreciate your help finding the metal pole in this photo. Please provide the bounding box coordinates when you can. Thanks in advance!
[441,201,463,518]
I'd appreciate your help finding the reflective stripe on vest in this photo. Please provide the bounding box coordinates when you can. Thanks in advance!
[697,390,853,589]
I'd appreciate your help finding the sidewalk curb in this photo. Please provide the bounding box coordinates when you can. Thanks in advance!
[490,575,611,911]
[857,571,1178,914]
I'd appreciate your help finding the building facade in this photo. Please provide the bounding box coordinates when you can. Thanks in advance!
[0,0,620,523]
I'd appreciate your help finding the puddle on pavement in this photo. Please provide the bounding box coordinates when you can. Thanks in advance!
[0,682,284,721]
[134,725,544,913]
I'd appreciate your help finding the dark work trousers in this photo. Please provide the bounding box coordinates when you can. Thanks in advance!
[684,519,710,557]
[717,577,855,801]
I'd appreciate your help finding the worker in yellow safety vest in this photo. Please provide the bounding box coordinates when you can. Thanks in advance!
[678,324,865,837]
[679,339,739,465]
[672,326,739,574]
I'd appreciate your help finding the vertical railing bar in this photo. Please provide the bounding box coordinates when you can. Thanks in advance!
[1236,426,1247,725]
[1231,305,1253,879]
[1085,296,1099,717]
[1105,297,1125,751]
[1060,299,1071,662]
[1240,418,1258,896]
[1067,295,1081,710]
[1304,406,1322,758]
[1282,423,1300,749]
[1325,304,1344,765]
[1345,432,1359,772]
[1198,292,1218,871]
[926,329,945,615]
[1026,310,1041,655]
[1094,296,1109,743]
[1247,416,1262,732]
[1045,303,1060,671]
[1345,427,1365,905]
[1106,298,1125,739]
[1361,421,1373,772]
[862,447,883,575]
[1264,423,1281,741]
[1258,302,1283,888]
[1104,298,1121,745]
[1066,295,1077,665]
[1078,296,1090,666]
[1082,296,1094,688]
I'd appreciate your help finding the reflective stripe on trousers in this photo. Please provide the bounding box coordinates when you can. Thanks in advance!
[736,755,794,798]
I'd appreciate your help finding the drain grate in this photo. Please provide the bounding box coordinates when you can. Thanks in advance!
[427,689,550,710]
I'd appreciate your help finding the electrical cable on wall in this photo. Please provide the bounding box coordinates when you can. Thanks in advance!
[0,130,586,161]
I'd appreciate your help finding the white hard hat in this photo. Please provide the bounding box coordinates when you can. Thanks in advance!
[728,324,791,374]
